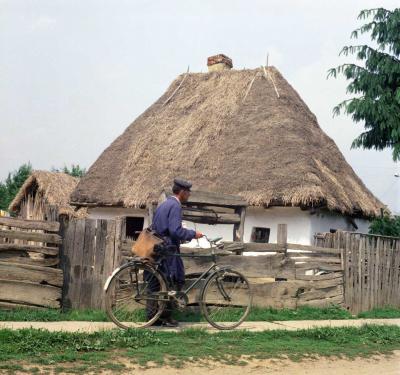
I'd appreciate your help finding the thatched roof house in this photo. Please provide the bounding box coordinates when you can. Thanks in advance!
[71,64,382,220]
[9,171,86,221]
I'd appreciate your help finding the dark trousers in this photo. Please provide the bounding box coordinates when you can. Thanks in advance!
[144,269,174,321]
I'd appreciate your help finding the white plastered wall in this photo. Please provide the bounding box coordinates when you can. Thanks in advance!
[87,205,371,246]
[244,207,312,245]
[88,207,149,227]
[310,209,371,237]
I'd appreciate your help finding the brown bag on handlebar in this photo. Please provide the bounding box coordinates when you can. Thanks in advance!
[131,228,164,259]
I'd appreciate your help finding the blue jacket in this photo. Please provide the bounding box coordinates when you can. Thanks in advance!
[152,196,196,285]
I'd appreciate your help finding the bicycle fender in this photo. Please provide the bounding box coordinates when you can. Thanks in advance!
[103,266,121,291]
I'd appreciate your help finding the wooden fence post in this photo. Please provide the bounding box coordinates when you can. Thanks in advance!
[233,207,246,242]
[277,224,287,254]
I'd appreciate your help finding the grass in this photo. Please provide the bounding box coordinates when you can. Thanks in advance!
[357,306,400,319]
[0,308,109,322]
[1,305,400,323]
[0,324,400,372]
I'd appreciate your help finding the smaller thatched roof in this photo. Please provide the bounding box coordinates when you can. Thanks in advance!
[9,171,86,218]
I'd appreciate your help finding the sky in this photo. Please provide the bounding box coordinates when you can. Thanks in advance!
[1,0,399,213]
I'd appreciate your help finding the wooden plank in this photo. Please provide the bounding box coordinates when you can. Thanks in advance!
[287,243,342,254]
[99,220,117,311]
[295,262,342,272]
[391,240,400,307]
[0,229,62,244]
[383,239,392,307]
[361,236,368,312]
[0,243,59,256]
[297,294,344,308]
[343,232,351,310]
[79,219,97,309]
[243,243,286,252]
[295,272,343,281]
[304,277,343,289]
[277,224,287,254]
[164,189,247,207]
[237,207,246,242]
[114,217,125,269]
[0,301,47,310]
[59,218,76,309]
[182,209,240,224]
[183,254,296,279]
[91,219,108,309]
[0,217,60,232]
[0,252,59,267]
[289,256,341,264]
[103,220,116,281]
[388,240,395,306]
[297,285,344,302]
[375,237,381,308]
[366,236,373,311]
[355,235,362,314]
[69,219,86,309]
[0,261,63,287]
[377,238,384,308]
[0,279,61,308]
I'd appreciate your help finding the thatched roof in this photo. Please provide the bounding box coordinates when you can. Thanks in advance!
[9,171,86,218]
[70,66,384,218]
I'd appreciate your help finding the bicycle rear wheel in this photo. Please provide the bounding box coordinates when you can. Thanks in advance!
[105,262,167,329]
[200,268,252,330]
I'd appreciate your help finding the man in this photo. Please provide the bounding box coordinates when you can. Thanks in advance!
[149,178,203,327]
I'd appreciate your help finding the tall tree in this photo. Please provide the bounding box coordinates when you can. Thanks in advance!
[328,8,400,160]
[0,163,32,211]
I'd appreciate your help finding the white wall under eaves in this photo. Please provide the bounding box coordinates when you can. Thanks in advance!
[87,205,371,246]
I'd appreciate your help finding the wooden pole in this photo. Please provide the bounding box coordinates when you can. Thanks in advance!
[237,207,246,242]
[233,207,246,243]
[148,204,157,226]
[277,224,288,255]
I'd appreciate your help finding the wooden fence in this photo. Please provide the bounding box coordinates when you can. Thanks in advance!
[12,216,396,314]
[317,231,400,314]
[61,218,344,310]
[0,217,63,309]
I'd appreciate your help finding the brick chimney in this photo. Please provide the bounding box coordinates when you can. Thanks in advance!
[207,54,233,72]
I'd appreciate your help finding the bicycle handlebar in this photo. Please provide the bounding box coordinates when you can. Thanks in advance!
[203,235,223,245]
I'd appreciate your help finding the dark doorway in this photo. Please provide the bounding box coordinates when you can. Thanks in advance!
[126,217,145,240]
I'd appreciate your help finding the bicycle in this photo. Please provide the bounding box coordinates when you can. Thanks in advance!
[104,236,252,330]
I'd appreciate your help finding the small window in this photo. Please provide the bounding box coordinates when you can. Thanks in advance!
[251,227,270,243]
[126,217,144,240]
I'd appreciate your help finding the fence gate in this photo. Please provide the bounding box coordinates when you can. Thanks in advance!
[60,218,125,310]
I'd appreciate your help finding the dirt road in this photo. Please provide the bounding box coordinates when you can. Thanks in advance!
[25,352,399,375]
[112,354,400,375]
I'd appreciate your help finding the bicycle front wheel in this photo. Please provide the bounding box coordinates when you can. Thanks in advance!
[200,268,252,330]
[105,262,167,329]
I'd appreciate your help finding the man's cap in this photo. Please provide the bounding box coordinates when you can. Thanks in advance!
[173,178,192,191]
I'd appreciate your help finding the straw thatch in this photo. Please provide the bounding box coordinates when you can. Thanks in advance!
[9,171,86,219]
[70,66,383,218]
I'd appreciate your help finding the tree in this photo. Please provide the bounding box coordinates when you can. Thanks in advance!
[52,164,86,178]
[369,214,400,236]
[0,163,32,211]
[328,8,400,160]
